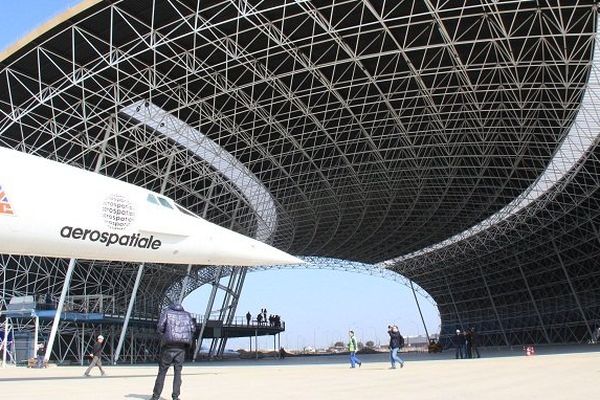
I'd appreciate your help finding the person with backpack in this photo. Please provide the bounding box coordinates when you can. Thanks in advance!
[387,325,404,369]
[347,330,362,368]
[150,303,195,400]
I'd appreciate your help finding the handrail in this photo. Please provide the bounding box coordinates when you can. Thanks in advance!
[190,314,285,329]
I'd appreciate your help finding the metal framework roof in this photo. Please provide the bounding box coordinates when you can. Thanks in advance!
[1,0,600,346]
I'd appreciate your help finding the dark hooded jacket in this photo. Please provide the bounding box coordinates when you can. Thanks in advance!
[157,303,194,346]
[388,331,404,349]
[453,332,466,346]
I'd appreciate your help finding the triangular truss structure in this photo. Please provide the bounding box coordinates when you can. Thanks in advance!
[1,0,599,356]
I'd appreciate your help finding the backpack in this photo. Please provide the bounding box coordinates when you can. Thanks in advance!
[398,334,405,348]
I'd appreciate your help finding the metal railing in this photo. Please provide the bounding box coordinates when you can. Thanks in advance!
[190,314,285,330]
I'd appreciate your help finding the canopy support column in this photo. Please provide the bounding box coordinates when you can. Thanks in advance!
[552,239,593,341]
[479,265,510,346]
[178,264,192,304]
[2,316,8,367]
[33,314,39,359]
[114,263,144,364]
[409,280,430,342]
[516,255,551,344]
[45,258,76,362]
[194,267,224,360]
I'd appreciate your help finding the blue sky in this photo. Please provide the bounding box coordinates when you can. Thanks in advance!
[1,1,440,349]
[184,268,439,350]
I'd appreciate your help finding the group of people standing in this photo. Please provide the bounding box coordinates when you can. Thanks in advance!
[346,324,406,369]
[453,328,481,359]
[246,309,282,327]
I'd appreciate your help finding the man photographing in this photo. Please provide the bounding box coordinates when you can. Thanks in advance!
[387,325,405,369]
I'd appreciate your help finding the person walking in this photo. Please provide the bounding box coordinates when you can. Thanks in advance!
[347,330,362,368]
[453,329,465,359]
[84,335,106,376]
[387,325,404,369]
[246,311,251,325]
[150,303,195,400]
[36,342,46,368]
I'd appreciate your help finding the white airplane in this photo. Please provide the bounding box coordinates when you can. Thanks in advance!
[0,146,302,266]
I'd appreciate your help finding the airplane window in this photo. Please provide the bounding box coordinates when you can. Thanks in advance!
[147,194,159,205]
[158,197,173,209]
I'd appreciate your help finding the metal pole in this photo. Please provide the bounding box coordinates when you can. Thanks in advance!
[80,323,85,366]
[94,118,113,173]
[178,264,192,304]
[45,257,76,362]
[2,316,8,367]
[33,315,39,359]
[160,151,176,195]
[110,327,115,364]
[445,276,464,330]
[516,255,551,344]
[255,329,258,360]
[409,280,430,342]
[8,322,14,364]
[194,267,223,360]
[130,330,134,365]
[114,263,144,364]
[479,266,510,346]
[551,239,594,341]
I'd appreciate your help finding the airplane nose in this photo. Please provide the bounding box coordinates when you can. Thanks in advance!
[249,242,304,266]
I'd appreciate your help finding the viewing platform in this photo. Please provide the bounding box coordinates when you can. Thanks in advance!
[1,296,285,340]
[192,315,285,339]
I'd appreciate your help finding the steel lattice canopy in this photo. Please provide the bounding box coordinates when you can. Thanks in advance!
[1,0,600,346]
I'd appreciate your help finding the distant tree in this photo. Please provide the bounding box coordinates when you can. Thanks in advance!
[334,341,345,348]
[357,341,364,350]
[365,340,375,348]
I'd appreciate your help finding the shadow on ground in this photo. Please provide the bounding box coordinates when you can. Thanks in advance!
[0,372,218,383]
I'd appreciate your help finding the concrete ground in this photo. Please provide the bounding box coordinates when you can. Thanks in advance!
[1,347,599,400]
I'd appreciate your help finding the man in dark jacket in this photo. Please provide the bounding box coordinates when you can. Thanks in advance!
[453,329,466,359]
[465,329,473,358]
[387,325,404,369]
[151,303,195,400]
[84,335,106,376]
[469,327,481,358]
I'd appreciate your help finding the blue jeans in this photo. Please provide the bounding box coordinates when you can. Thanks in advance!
[390,347,403,367]
[349,351,361,367]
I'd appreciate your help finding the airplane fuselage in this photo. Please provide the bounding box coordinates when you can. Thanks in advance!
[0,147,300,266]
